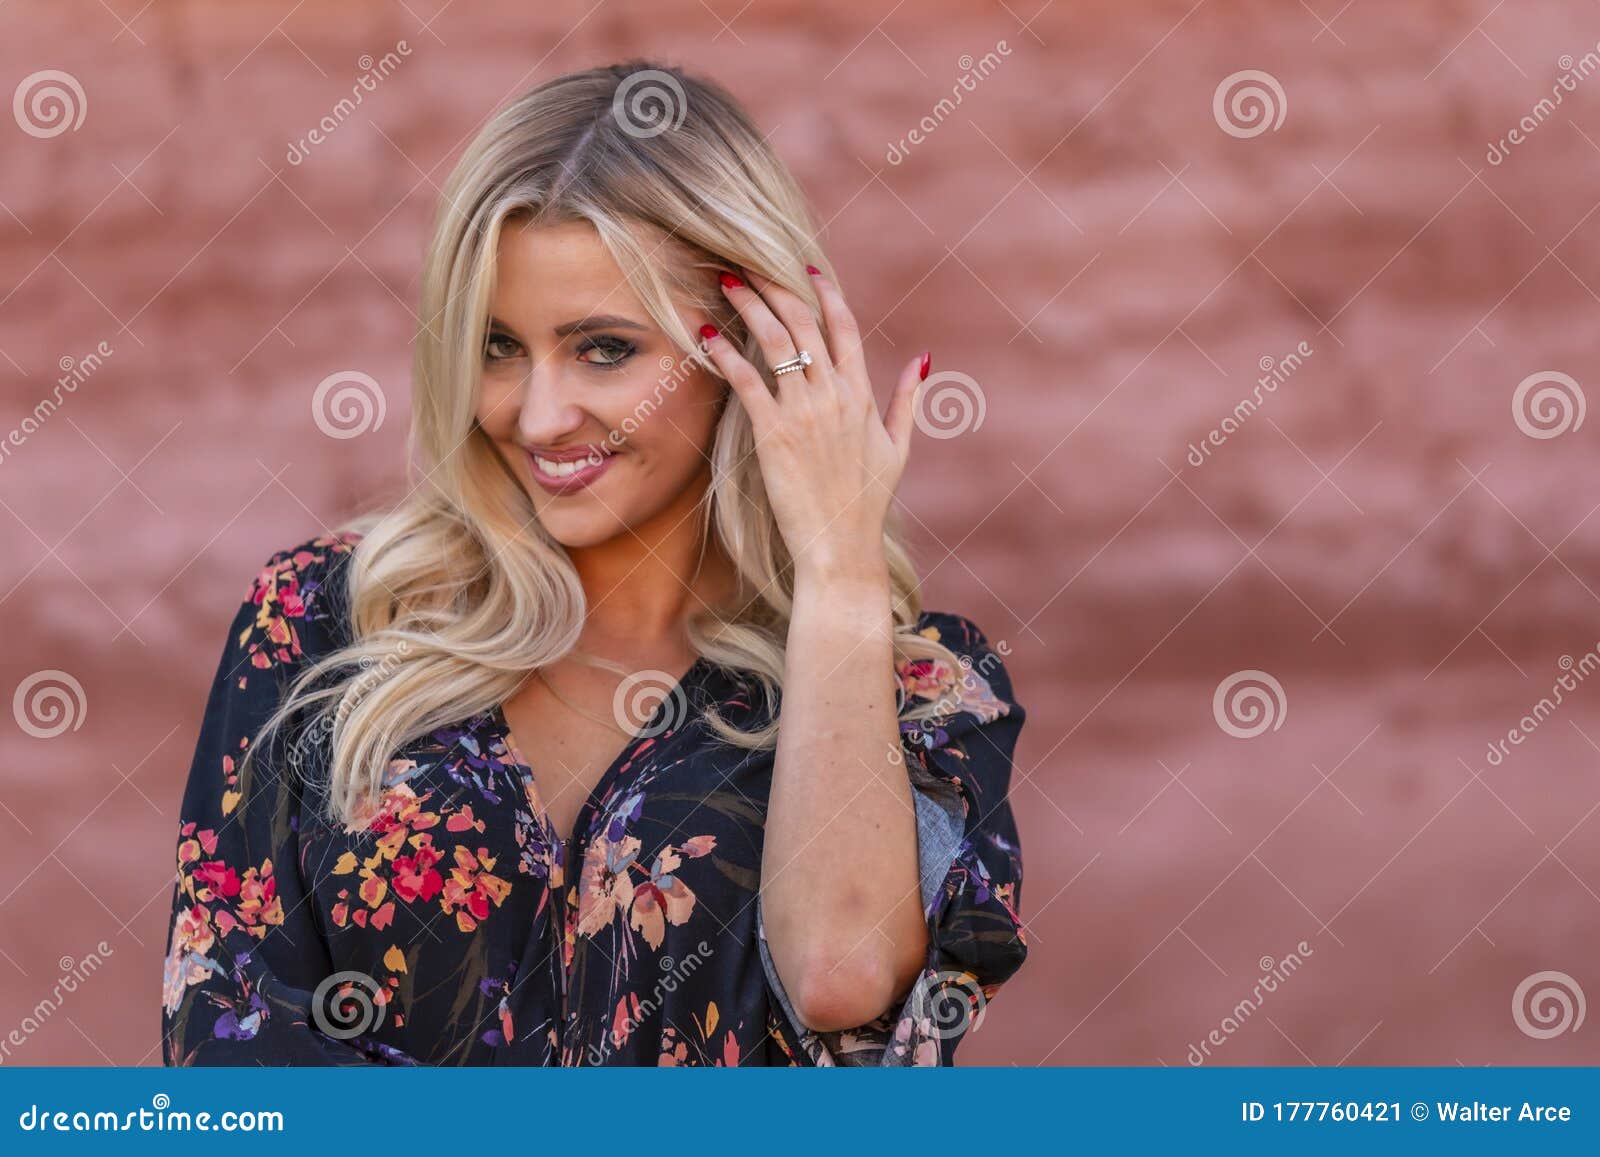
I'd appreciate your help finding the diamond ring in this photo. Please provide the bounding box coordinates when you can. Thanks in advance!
[771,350,811,377]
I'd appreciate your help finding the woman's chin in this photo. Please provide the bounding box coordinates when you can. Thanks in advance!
[533,504,629,550]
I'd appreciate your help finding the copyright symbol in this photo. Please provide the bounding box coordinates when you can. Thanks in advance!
[1411,1102,1428,1121]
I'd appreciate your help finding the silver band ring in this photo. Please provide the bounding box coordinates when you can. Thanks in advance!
[771,349,812,377]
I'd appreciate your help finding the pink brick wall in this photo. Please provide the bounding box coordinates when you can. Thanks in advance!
[1,0,1596,1064]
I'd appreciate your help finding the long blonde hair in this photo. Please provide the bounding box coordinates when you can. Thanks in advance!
[247,59,965,829]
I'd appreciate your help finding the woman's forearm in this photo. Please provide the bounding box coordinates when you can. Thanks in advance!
[760,551,929,1032]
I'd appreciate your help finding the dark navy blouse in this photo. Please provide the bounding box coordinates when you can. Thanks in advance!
[160,530,1029,1065]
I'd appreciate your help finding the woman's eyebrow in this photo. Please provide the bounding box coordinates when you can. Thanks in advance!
[552,314,649,336]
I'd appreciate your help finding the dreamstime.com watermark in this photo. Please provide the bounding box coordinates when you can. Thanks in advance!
[612,668,691,737]
[0,341,114,468]
[912,370,986,439]
[286,41,413,165]
[1512,970,1586,1039]
[12,669,88,738]
[17,1094,283,1133]
[922,969,989,1039]
[1186,940,1315,1064]
[1511,370,1585,439]
[1482,646,1600,767]
[885,41,1013,165]
[611,68,688,139]
[1212,669,1287,739]
[312,370,386,439]
[1213,70,1287,138]
[310,970,384,1039]
[12,69,86,138]
[1486,42,1600,165]
[0,943,114,1065]
[1187,341,1312,467]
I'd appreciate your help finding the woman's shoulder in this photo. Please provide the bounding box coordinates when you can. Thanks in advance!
[232,528,366,671]
[252,527,365,581]
[246,528,365,617]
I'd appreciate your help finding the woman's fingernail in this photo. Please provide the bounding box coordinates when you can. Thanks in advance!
[918,350,931,381]
[699,324,720,340]
[718,271,744,290]
[805,264,821,275]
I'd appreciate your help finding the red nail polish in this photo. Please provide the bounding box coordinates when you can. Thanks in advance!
[718,271,744,290]
[699,324,719,340]
[918,350,931,381]
[805,264,821,275]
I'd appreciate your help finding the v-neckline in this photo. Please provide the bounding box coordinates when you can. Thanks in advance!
[488,656,710,855]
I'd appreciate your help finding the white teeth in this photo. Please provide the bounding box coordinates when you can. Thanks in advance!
[533,453,606,477]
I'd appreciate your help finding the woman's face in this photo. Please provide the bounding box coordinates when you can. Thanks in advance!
[475,218,727,550]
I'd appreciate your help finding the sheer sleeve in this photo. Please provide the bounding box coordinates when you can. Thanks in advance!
[160,532,416,1066]
[758,610,1029,1066]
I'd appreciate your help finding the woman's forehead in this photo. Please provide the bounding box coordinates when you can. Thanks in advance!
[492,220,654,330]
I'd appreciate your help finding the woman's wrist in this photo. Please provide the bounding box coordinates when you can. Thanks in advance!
[791,535,890,591]
[791,552,894,646]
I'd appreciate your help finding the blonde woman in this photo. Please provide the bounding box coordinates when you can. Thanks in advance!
[160,59,1028,1067]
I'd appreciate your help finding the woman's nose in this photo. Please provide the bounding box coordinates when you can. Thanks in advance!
[516,365,587,444]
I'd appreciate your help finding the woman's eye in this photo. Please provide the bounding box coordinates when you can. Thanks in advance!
[577,336,635,368]
[484,333,522,361]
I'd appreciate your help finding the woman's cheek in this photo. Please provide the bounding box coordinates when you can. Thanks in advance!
[476,378,519,430]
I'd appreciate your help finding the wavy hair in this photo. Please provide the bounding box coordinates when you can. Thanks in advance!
[244,59,967,830]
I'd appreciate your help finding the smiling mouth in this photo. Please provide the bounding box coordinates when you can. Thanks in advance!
[524,447,617,496]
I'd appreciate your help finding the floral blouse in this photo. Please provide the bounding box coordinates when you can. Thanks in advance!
[160,531,1029,1066]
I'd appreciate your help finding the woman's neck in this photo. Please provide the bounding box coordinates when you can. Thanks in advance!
[569,533,739,651]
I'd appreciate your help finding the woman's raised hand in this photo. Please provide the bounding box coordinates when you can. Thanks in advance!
[697,263,929,580]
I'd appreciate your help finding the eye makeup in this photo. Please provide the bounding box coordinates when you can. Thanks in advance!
[575,335,636,368]
[482,320,640,370]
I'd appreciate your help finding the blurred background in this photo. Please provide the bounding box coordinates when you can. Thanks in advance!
[1,0,1597,1066]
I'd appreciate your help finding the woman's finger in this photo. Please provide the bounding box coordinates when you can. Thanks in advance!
[718,270,825,395]
[738,269,835,389]
[698,322,779,434]
[882,349,930,464]
[804,264,869,394]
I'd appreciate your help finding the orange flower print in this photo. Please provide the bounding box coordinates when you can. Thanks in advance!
[191,859,240,903]
[237,535,357,676]
[227,860,286,933]
[164,832,285,1017]
[161,904,216,1015]
[575,832,640,939]
[392,839,445,903]
[658,1003,742,1066]
[630,844,701,951]
[364,780,442,844]
[441,845,512,932]
[175,821,220,876]
[332,782,511,935]
[576,831,716,948]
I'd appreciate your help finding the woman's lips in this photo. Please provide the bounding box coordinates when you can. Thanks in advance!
[525,448,616,496]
